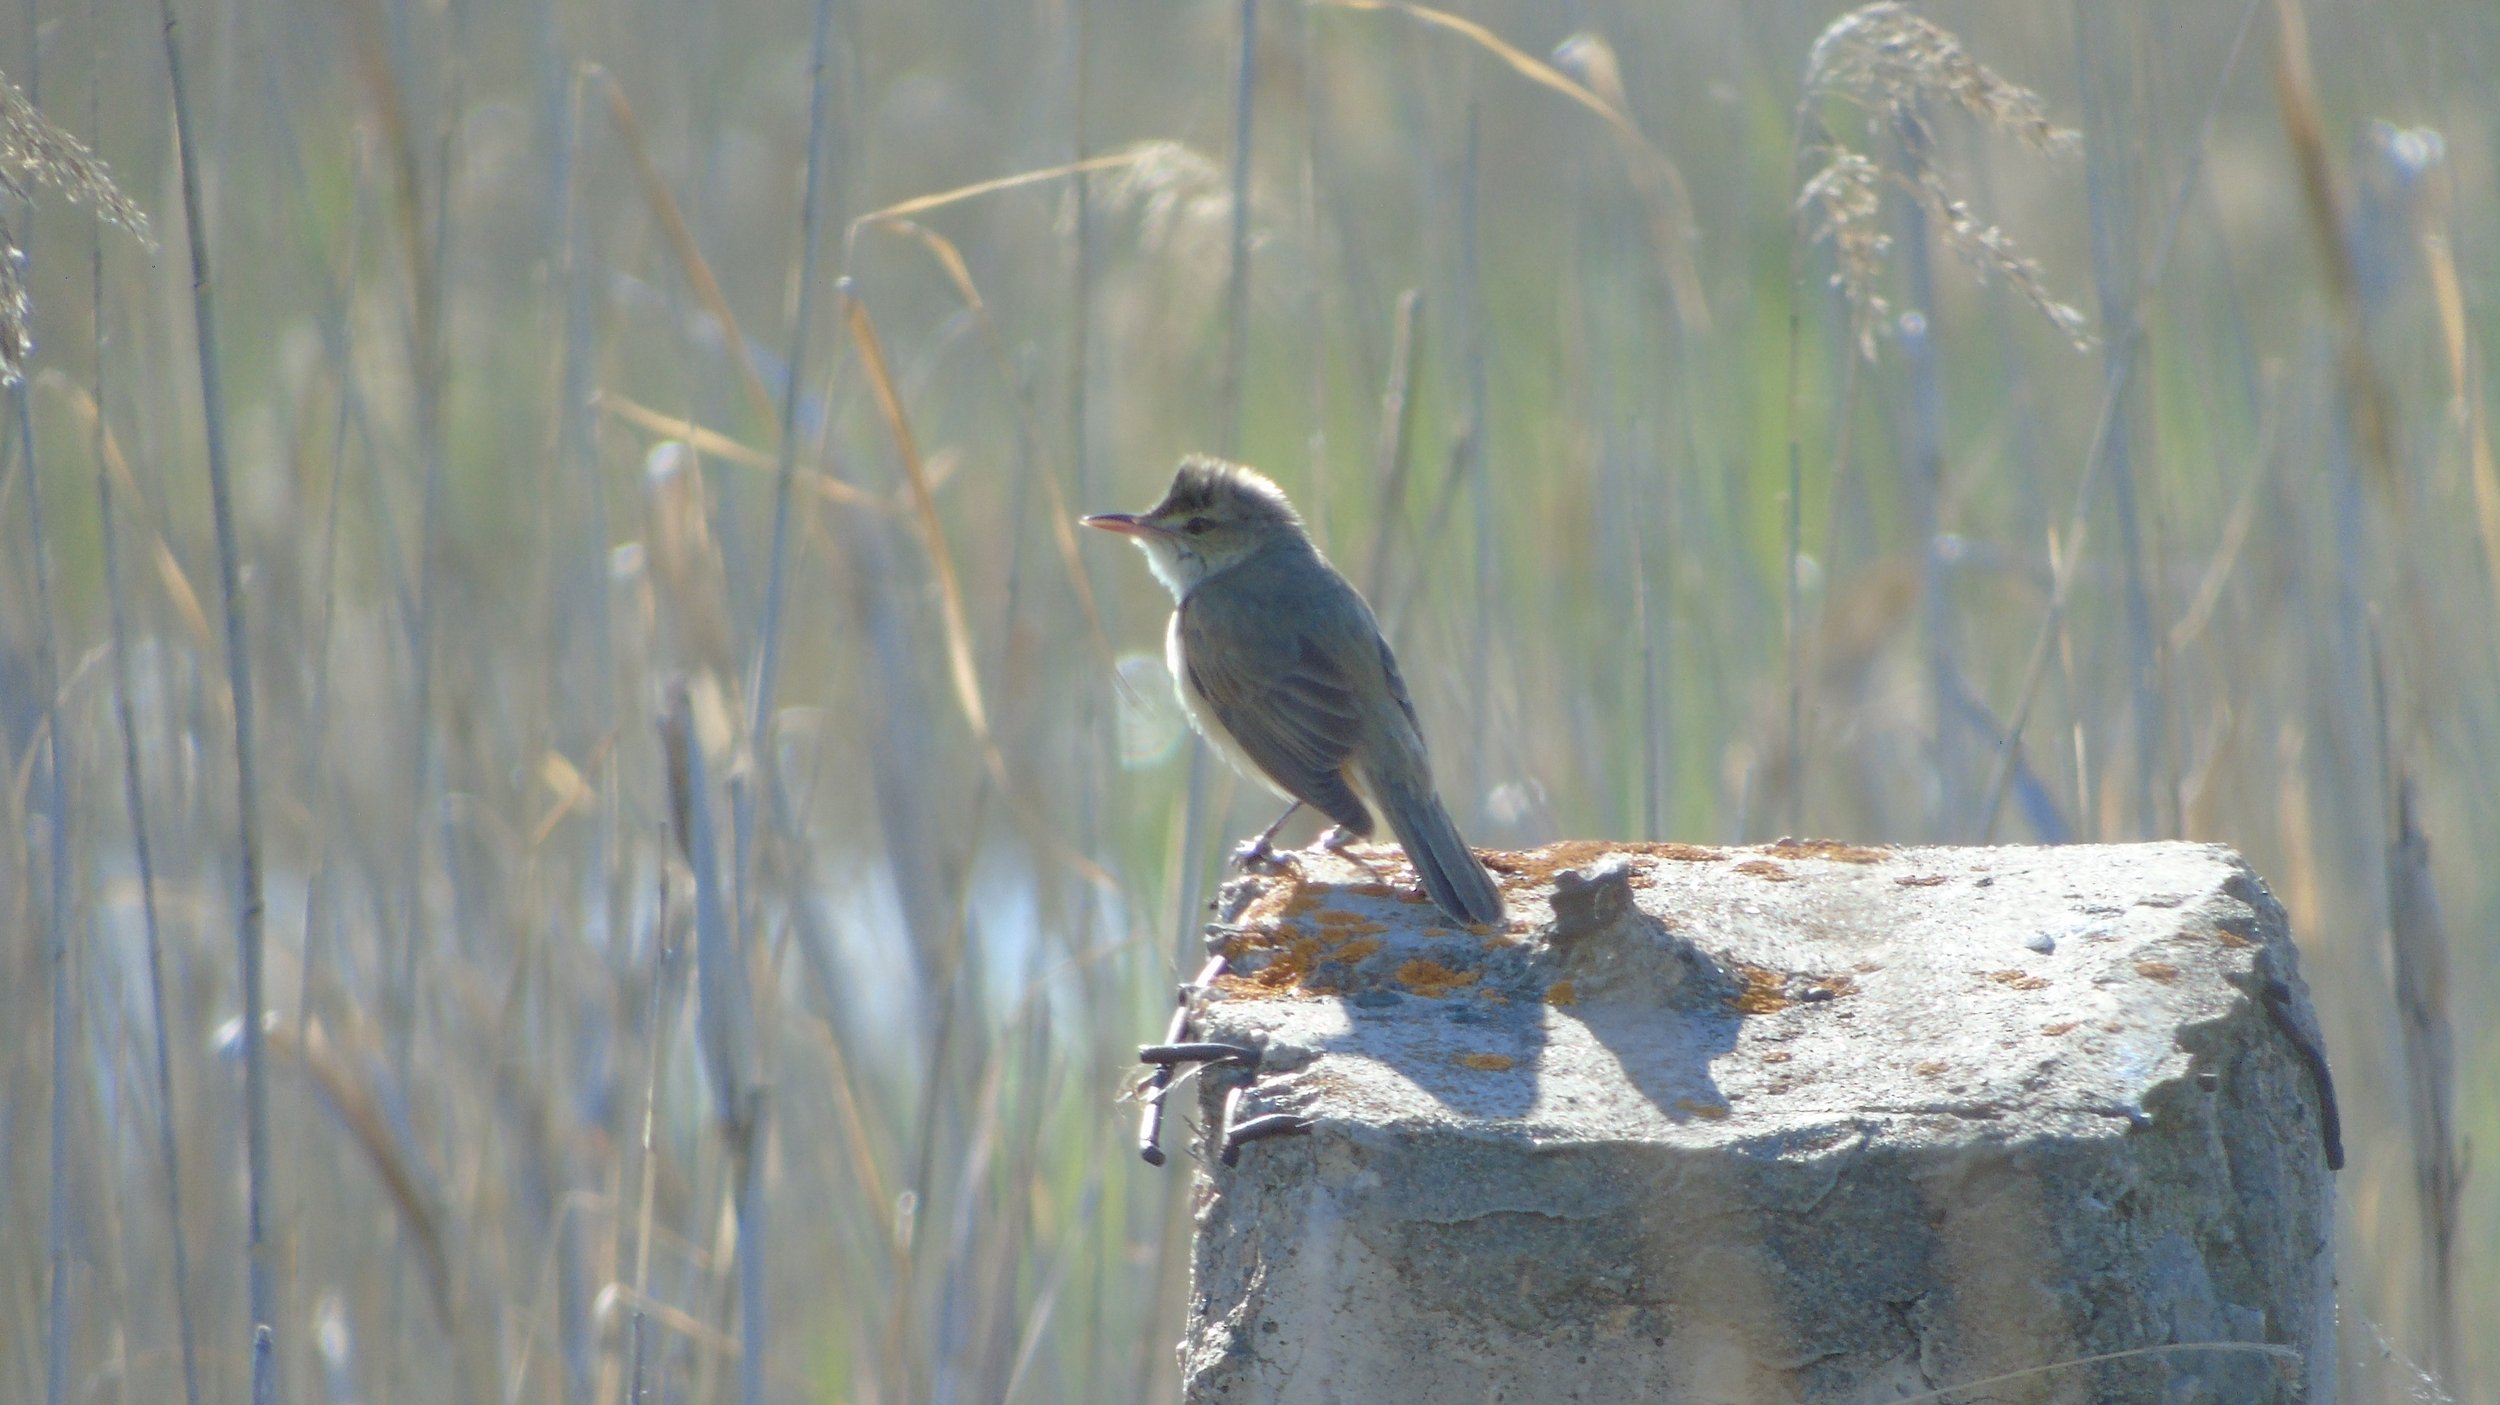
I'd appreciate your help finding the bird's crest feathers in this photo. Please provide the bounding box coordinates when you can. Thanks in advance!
[1149,455,1303,530]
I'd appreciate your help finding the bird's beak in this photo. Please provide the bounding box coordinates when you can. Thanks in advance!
[1081,512,1163,538]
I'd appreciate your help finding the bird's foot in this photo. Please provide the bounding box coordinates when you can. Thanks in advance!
[1317,827,1390,880]
[1230,835,1291,872]
[1231,801,1307,872]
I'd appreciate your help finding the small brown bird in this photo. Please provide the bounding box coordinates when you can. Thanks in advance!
[1084,456,1505,927]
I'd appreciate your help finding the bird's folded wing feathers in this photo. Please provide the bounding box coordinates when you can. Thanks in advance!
[1180,597,1371,831]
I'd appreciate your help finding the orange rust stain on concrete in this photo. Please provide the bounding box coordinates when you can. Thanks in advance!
[1728,963,1791,1014]
[1768,838,1892,864]
[1394,958,1481,998]
[1330,935,1383,964]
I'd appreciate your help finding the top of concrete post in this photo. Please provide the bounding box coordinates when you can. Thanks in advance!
[1179,839,2339,1404]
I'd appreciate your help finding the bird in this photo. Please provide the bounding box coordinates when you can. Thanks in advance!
[1083,455,1505,927]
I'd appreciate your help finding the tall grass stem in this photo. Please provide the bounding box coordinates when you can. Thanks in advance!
[157,0,279,1358]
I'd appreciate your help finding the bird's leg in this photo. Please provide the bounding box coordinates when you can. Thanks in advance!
[1318,825,1390,880]
[1232,801,1304,870]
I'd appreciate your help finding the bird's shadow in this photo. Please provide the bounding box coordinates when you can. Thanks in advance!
[1207,854,1742,1128]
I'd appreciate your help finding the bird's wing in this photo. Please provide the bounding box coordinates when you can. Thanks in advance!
[1178,591,1373,832]
[1375,635,1422,735]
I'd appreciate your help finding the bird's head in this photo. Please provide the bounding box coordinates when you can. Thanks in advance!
[1082,455,1307,596]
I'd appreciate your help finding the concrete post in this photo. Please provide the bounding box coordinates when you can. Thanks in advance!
[1173,840,2338,1404]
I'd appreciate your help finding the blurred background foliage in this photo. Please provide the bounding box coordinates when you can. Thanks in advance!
[0,0,2490,1400]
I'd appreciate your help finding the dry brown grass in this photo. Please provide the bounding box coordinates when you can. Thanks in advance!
[1795,3,2090,360]
[0,69,148,383]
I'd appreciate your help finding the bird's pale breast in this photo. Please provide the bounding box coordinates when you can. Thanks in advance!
[1166,607,1299,803]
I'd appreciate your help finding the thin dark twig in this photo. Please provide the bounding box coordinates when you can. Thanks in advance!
[1460,104,1493,805]
[739,0,841,908]
[1136,1041,1258,1067]
[1889,114,1957,834]
[733,1098,770,1405]
[1363,288,1424,603]
[93,173,203,1405]
[159,0,279,1352]
[25,286,74,1405]
[1782,311,1804,839]
[626,852,685,1405]
[667,679,765,1404]
[2069,0,2164,838]
[18,47,73,1405]
[720,15,836,1398]
[626,1308,650,1405]
[1783,97,1866,840]
[2374,630,2460,1378]
[1068,0,1095,500]
[1634,532,1662,841]
[383,0,469,1086]
[1135,1001,1195,1167]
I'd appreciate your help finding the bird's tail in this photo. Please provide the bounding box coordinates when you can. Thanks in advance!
[1373,769,1505,927]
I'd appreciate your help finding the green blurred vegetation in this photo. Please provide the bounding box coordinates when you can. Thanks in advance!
[0,0,2490,1400]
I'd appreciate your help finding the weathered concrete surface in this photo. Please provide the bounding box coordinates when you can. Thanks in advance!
[1177,840,2337,1405]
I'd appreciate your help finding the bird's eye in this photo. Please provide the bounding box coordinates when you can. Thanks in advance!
[1183,516,1216,535]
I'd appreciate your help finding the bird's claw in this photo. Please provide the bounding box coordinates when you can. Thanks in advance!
[1317,827,1389,879]
[1231,835,1290,872]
